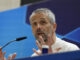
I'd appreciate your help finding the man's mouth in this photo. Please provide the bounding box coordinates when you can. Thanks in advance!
[36,32,48,42]
[37,32,44,35]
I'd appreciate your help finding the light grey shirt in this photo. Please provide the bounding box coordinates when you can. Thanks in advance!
[32,37,79,56]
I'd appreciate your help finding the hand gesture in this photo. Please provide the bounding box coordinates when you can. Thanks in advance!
[33,35,61,55]
[0,47,16,60]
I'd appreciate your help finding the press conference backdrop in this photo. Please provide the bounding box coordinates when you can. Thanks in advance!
[0,0,80,59]
[0,6,37,58]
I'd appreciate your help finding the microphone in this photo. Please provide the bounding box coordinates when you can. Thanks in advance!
[16,37,27,41]
[1,37,27,49]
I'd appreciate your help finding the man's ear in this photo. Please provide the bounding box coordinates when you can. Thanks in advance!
[53,23,57,31]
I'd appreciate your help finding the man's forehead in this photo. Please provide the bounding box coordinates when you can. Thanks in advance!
[30,13,49,22]
[32,13,45,18]
[31,17,47,22]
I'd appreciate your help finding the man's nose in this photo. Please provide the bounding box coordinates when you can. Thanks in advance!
[37,24,41,29]
[36,24,42,32]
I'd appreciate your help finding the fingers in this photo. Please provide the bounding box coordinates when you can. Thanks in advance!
[0,47,6,60]
[56,47,61,51]
[39,36,45,45]
[8,53,16,60]
[33,48,41,55]
[33,36,44,56]
[8,54,12,60]
[48,34,52,46]
[2,51,6,60]
[36,41,42,51]
[0,47,5,56]
[0,47,16,60]
[3,51,6,56]
[4,57,6,60]
[12,53,16,60]
[0,47,2,58]
[54,47,61,53]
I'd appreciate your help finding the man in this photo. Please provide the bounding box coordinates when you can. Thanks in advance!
[0,8,79,59]
[29,8,79,56]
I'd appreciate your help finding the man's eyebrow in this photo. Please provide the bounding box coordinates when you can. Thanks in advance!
[31,20,36,23]
[40,18,45,20]
[31,18,46,22]
[31,18,36,21]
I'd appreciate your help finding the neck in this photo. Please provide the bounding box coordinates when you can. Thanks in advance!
[52,33,56,45]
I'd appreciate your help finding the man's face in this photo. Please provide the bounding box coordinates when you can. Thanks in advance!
[30,13,54,43]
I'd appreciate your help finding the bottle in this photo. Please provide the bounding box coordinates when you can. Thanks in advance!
[42,45,49,54]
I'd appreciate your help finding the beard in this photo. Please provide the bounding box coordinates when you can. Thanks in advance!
[35,29,48,43]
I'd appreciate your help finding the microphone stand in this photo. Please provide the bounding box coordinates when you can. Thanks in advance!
[1,37,27,50]
[1,40,16,49]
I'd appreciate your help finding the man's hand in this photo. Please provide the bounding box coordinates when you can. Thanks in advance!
[0,47,16,60]
[33,35,61,55]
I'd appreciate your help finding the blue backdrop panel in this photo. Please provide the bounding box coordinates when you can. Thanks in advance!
[64,27,80,43]
[0,5,37,58]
